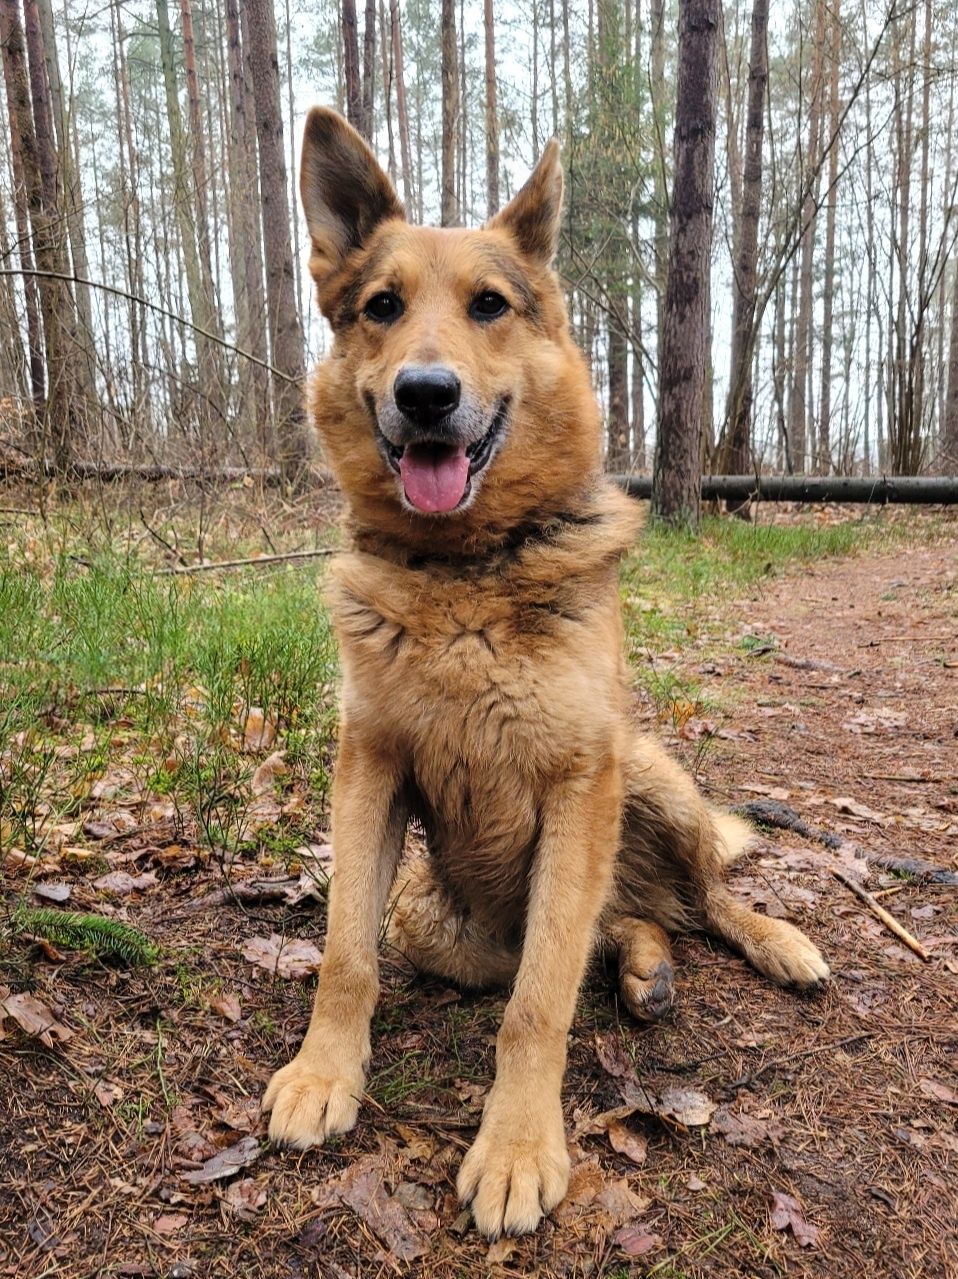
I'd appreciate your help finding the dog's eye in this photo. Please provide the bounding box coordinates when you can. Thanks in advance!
[364,292,403,323]
[470,291,509,322]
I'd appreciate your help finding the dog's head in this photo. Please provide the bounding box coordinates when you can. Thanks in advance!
[301,109,600,552]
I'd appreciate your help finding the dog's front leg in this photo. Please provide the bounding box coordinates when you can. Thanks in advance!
[263,734,406,1148]
[458,763,621,1238]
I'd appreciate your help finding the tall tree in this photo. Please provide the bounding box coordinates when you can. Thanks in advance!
[0,0,85,469]
[341,0,363,136]
[440,0,458,225]
[483,0,499,216]
[389,0,413,210]
[246,0,308,478]
[817,1,842,474]
[720,0,768,489]
[651,0,720,527]
[788,0,827,472]
[362,0,375,140]
[944,264,958,468]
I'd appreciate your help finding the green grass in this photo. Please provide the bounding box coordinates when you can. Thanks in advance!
[620,515,914,713]
[0,554,337,860]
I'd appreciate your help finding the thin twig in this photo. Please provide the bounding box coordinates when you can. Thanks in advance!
[831,868,932,962]
[154,548,338,575]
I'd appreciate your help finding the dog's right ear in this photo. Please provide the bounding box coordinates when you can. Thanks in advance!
[300,108,404,298]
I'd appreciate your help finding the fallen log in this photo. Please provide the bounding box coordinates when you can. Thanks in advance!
[617,475,958,504]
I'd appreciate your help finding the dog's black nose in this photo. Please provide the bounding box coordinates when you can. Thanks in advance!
[394,365,461,426]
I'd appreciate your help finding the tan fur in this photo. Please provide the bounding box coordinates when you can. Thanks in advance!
[263,109,828,1240]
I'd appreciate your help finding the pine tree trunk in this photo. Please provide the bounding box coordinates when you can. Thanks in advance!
[341,0,363,134]
[483,0,499,216]
[245,0,308,480]
[789,0,826,473]
[362,0,375,140]
[0,0,83,469]
[817,2,841,475]
[390,0,413,211]
[440,0,458,226]
[651,0,719,528]
[650,0,668,355]
[226,0,271,453]
[379,0,396,183]
[721,0,768,486]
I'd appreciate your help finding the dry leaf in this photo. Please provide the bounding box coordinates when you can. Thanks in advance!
[153,1213,188,1236]
[94,1079,124,1108]
[486,1238,517,1264]
[181,1135,262,1184]
[241,706,277,752]
[687,1173,706,1191]
[223,1177,267,1219]
[770,1191,820,1248]
[613,1225,664,1257]
[335,1157,430,1261]
[0,992,73,1047]
[32,882,72,903]
[241,934,322,979]
[251,751,287,795]
[919,1078,958,1105]
[830,796,885,822]
[657,1086,716,1127]
[94,870,158,894]
[210,992,242,1023]
[711,1105,782,1147]
[606,1120,647,1165]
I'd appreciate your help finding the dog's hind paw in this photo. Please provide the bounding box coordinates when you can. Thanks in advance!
[620,959,675,1022]
[262,1056,363,1149]
[750,917,830,990]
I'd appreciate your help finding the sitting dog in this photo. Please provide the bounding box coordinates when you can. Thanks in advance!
[263,109,828,1239]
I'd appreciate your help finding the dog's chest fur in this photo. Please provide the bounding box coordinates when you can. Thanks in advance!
[328,492,640,923]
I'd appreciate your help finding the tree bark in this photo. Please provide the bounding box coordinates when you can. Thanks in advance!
[245,0,308,479]
[225,0,271,452]
[483,0,499,216]
[389,0,413,211]
[440,0,458,226]
[651,0,720,528]
[721,0,768,486]
[788,0,826,473]
[1,0,85,469]
[943,263,958,469]
[341,0,363,135]
[362,0,376,141]
[650,0,668,356]
[817,1,841,474]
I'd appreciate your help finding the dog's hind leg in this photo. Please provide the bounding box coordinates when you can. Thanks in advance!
[387,857,520,989]
[700,884,829,989]
[604,917,675,1021]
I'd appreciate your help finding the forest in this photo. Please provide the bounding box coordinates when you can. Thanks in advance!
[1,0,957,500]
[1,3,956,1277]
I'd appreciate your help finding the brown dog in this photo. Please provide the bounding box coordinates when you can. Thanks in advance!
[263,110,828,1239]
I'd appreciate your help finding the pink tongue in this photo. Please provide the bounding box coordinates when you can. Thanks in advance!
[399,443,470,513]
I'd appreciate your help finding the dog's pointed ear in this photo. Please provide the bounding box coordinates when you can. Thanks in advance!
[300,107,404,292]
[487,140,563,265]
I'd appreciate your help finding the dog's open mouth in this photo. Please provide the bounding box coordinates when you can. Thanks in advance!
[379,399,510,514]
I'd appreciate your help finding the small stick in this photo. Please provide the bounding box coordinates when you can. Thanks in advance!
[154,547,337,575]
[831,868,931,962]
[2,849,38,871]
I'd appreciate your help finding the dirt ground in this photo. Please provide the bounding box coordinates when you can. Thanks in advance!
[1,519,956,1279]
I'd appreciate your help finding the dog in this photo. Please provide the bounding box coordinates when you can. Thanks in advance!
[263,109,829,1239]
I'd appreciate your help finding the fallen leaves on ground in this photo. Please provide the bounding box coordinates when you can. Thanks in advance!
[606,1120,648,1164]
[181,1135,263,1185]
[613,1225,664,1257]
[770,1191,820,1248]
[711,1105,784,1147]
[241,933,322,979]
[223,1177,267,1219]
[0,990,73,1046]
[311,1154,431,1261]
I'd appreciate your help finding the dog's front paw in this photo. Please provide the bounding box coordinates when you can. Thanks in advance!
[262,1055,363,1149]
[457,1098,570,1238]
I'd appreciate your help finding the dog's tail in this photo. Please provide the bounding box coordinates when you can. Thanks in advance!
[710,809,754,867]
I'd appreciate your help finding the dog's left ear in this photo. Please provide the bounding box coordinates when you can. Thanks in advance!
[487,140,563,265]
[300,107,404,299]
